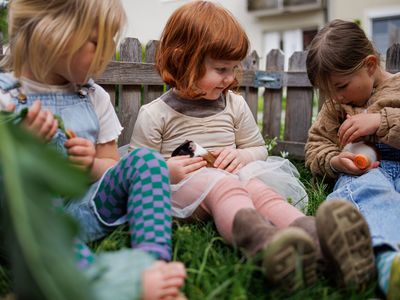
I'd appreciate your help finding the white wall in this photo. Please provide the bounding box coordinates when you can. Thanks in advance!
[121,0,263,58]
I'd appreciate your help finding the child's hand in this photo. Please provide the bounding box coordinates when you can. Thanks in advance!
[338,113,380,146]
[330,152,379,175]
[167,155,207,184]
[64,137,96,170]
[22,100,58,141]
[212,148,244,173]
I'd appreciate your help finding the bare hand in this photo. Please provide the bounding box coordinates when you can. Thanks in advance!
[22,100,58,141]
[167,155,207,184]
[338,113,380,146]
[64,137,96,170]
[330,152,379,176]
[212,147,244,173]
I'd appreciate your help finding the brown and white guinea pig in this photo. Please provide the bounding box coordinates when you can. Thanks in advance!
[171,140,216,167]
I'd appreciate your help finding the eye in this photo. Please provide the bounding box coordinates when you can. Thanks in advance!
[336,83,348,90]
[216,68,226,73]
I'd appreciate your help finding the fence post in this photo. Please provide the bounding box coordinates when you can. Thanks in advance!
[144,40,164,104]
[118,37,142,146]
[284,51,313,143]
[241,50,260,122]
[263,49,284,140]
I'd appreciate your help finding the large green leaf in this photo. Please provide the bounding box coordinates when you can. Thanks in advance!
[0,116,94,299]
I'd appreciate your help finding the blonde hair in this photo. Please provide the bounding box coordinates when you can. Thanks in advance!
[156,1,249,98]
[306,19,379,101]
[2,0,126,83]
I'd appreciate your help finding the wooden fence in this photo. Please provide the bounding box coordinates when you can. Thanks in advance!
[3,36,399,159]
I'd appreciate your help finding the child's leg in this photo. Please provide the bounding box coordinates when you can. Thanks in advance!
[244,178,305,228]
[316,199,375,288]
[199,177,254,244]
[93,148,172,260]
[199,177,316,293]
[73,239,96,269]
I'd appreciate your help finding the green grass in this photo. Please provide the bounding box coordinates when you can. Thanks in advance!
[0,160,381,299]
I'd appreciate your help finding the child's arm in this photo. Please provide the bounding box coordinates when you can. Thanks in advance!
[231,94,268,163]
[338,113,380,146]
[129,105,162,152]
[305,104,342,178]
[64,138,119,181]
[376,107,400,149]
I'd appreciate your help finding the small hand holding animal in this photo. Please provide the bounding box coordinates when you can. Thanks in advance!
[167,155,207,184]
[212,147,244,173]
[330,151,379,176]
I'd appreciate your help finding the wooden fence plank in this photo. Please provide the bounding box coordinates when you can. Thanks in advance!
[118,37,142,146]
[144,40,164,104]
[263,49,284,140]
[284,51,313,144]
[241,50,260,121]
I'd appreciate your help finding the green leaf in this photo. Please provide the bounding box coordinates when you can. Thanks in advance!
[0,120,95,299]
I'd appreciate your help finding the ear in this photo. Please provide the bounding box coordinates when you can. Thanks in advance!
[364,55,378,75]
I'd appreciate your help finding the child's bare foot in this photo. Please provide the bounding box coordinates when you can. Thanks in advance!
[142,261,187,300]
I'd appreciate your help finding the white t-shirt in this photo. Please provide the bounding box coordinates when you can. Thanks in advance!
[0,75,122,144]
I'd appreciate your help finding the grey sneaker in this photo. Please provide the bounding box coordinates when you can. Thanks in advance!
[316,199,376,289]
[262,227,317,294]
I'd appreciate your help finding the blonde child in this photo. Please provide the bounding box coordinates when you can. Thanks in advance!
[129,1,373,293]
[305,19,400,297]
[0,0,186,299]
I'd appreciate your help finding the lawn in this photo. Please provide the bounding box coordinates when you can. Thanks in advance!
[0,161,381,299]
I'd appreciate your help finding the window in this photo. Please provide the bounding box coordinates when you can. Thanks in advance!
[372,16,400,56]
[263,28,317,70]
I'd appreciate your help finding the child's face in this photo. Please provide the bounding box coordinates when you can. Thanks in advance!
[196,57,240,100]
[330,66,374,107]
[52,29,99,85]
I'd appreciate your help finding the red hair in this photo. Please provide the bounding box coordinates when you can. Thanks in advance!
[156,1,249,98]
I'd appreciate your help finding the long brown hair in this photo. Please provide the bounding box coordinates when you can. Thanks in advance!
[156,1,249,98]
[306,19,379,102]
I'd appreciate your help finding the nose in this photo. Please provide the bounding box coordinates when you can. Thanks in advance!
[335,93,345,103]
[223,72,235,84]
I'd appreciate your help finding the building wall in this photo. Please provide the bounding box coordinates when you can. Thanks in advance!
[121,0,400,66]
[121,0,263,57]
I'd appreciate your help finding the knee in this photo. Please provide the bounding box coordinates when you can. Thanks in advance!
[208,177,248,199]
[127,148,167,168]
[244,178,281,199]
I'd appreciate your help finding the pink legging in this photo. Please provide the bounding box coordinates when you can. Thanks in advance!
[193,177,305,244]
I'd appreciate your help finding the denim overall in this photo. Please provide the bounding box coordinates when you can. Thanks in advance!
[327,143,400,251]
[0,73,120,241]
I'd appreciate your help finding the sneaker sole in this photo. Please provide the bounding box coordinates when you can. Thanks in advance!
[262,227,317,294]
[316,199,376,289]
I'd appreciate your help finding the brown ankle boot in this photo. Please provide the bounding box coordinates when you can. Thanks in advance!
[232,208,317,294]
[316,199,376,289]
[289,216,326,274]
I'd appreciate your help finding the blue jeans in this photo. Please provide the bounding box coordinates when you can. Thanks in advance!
[327,160,400,251]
